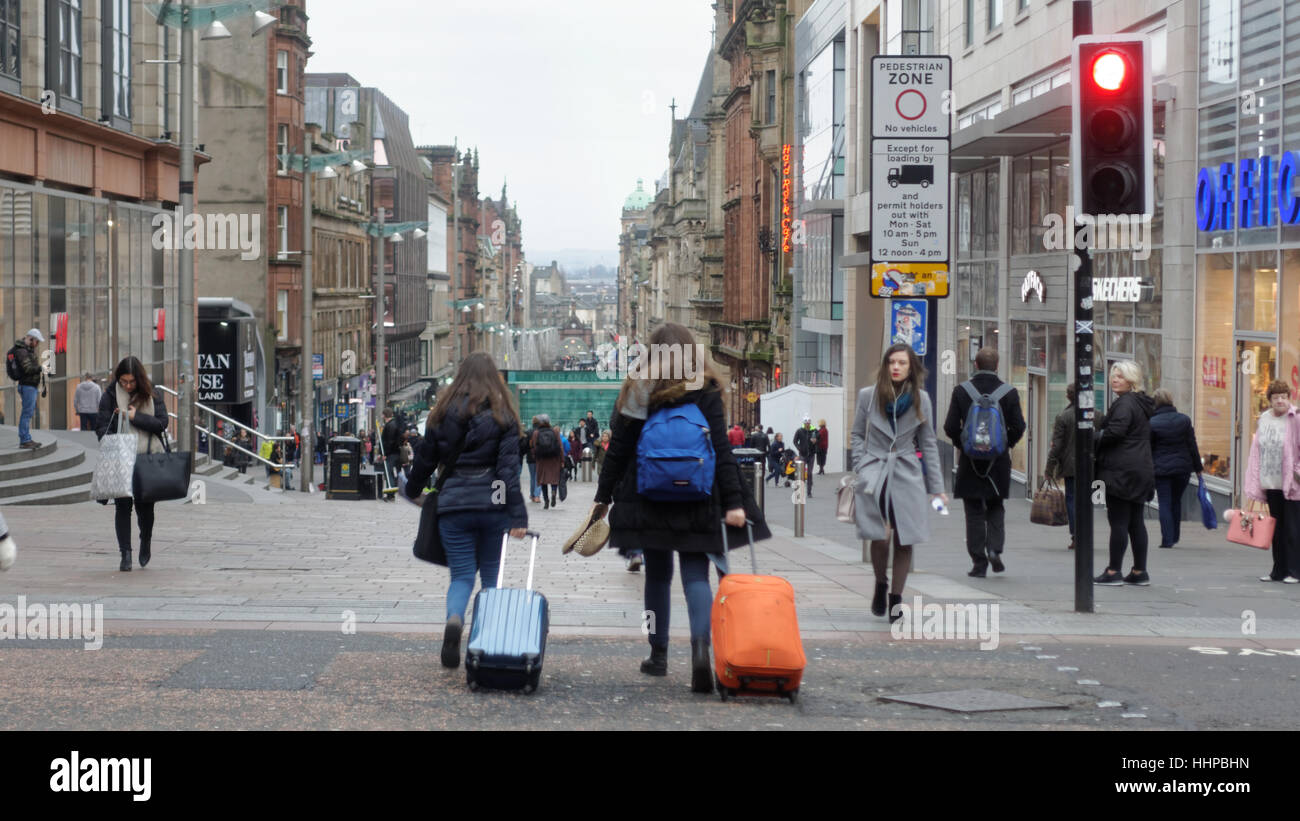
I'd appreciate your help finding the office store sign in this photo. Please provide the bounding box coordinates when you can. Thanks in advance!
[1197,153,1300,230]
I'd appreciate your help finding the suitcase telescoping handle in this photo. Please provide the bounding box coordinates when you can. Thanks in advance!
[720,519,758,575]
[497,530,543,591]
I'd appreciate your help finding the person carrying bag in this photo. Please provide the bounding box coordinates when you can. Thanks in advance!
[94,356,172,571]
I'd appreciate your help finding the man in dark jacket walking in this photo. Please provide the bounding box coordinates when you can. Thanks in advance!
[1045,383,1078,549]
[378,408,402,500]
[1149,388,1202,549]
[944,347,1027,576]
[793,415,817,497]
[583,410,599,447]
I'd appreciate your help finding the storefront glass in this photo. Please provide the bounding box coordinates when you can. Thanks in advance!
[1195,254,1234,479]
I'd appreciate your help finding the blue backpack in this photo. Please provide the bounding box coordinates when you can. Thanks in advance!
[636,402,716,501]
[960,381,1013,461]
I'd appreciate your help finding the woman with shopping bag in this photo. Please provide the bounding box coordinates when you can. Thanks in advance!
[1241,380,1300,584]
[94,356,171,571]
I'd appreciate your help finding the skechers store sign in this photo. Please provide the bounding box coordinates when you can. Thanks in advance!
[1197,154,1300,230]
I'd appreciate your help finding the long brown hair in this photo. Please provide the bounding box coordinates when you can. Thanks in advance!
[614,322,720,412]
[113,356,153,402]
[875,343,927,423]
[429,352,518,429]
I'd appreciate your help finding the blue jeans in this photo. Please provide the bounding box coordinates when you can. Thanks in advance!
[1064,477,1076,537]
[18,385,36,443]
[438,510,507,621]
[1155,473,1190,547]
[527,462,539,498]
[643,550,713,648]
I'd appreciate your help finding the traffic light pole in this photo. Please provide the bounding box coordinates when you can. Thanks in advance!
[1073,0,1095,613]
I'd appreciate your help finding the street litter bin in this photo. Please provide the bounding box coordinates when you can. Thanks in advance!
[327,436,362,500]
[731,447,765,512]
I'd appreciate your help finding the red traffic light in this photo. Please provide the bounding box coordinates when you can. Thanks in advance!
[1091,52,1128,91]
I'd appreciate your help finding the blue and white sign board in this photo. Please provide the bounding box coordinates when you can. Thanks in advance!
[313,353,324,381]
[890,299,927,355]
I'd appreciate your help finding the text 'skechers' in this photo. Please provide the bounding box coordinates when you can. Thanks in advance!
[870,56,952,274]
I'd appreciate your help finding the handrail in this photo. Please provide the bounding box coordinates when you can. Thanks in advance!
[195,427,290,470]
[155,385,291,442]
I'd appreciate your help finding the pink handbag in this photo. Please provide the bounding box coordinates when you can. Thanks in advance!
[1224,502,1275,550]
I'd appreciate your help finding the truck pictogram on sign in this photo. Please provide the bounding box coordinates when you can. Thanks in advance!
[887,165,934,187]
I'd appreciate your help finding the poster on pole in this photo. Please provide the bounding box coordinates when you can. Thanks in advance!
[890,299,928,355]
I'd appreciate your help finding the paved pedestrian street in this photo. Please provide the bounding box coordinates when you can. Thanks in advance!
[1,474,1298,730]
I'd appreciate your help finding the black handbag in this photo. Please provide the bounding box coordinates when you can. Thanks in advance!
[133,433,193,503]
[411,428,470,566]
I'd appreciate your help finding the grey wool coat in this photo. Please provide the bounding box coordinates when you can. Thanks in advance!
[850,385,945,546]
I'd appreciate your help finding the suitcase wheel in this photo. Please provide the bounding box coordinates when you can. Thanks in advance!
[466,669,479,691]
[786,689,798,705]
[716,677,727,702]
[523,669,541,694]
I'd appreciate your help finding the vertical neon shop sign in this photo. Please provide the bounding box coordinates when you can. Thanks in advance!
[781,144,793,253]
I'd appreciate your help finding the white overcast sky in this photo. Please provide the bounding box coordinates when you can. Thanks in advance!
[307,0,718,260]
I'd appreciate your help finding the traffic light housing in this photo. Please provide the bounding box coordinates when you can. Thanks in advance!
[1072,35,1153,217]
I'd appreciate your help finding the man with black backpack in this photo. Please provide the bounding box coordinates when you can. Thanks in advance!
[7,329,45,450]
[943,347,1026,577]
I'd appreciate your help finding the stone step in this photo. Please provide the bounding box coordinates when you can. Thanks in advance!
[3,486,90,505]
[0,462,94,499]
[0,441,86,482]
[0,432,59,464]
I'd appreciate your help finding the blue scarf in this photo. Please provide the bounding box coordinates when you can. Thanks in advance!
[884,389,913,430]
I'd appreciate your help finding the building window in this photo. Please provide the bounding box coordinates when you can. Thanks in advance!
[102,0,129,118]
[988,0,1002,31]
[1018,0,1028,10]
[48,0,82,101]
[277,205,289,259]
[0,0,19,79]
[276,124,289,172]
[276,50,288,93]
[277,290,288,341]
[765,69,776,125]
[965,0,973,47]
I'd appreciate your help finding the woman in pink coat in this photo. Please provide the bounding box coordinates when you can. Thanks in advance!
[1243,380,1300,583]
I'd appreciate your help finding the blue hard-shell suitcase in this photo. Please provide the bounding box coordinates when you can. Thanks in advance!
[465,530,549,693]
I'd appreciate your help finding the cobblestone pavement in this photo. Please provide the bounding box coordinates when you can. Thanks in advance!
[0,471,1298,640]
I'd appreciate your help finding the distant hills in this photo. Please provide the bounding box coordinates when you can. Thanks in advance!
[529,248,618,275]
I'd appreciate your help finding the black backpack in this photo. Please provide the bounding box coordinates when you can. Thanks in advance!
[534,427,562,458]
[5,345,23,382]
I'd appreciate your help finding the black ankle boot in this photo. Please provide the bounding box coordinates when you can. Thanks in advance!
[441,615,463,669]
[690,639,713,693]
[119,549,132,572]
[888,593,903,623]
[872,582,888,617]
[138,538,151,568]
[640,645,668,676]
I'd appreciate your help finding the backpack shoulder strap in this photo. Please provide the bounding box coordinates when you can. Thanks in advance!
[961,381,982,402]
[989,383,1014,403]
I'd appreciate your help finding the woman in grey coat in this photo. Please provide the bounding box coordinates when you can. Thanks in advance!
[850,343,947,622]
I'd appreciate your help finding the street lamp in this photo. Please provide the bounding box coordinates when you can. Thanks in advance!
[278,143,373,491]
[146,0,277,455]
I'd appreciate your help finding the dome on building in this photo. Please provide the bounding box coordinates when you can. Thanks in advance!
[623,178,652,211]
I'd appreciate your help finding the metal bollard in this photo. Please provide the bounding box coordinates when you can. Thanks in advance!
[793,459,805,537]
[753,458,764,513]
[582,458,592,482]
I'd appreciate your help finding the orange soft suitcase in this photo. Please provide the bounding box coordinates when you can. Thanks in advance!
[712,520,806,703]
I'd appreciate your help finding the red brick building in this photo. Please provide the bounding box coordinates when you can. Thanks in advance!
[714,0,809,424]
